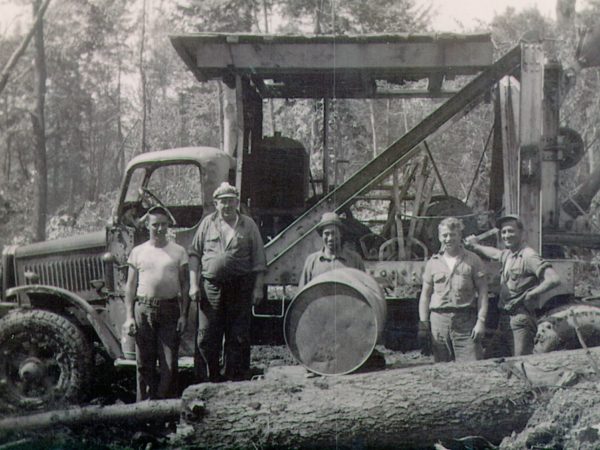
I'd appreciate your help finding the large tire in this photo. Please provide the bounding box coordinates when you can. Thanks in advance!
[0,309,92,411]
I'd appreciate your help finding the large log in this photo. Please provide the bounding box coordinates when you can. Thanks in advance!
[0,399,181,434]
[174,349,595,449]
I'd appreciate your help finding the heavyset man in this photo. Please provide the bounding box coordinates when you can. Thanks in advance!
[418,217,488,362]
[298,212,364,288]
[189,182,266,382]
[123,206,190,401]
[465,214,561,356]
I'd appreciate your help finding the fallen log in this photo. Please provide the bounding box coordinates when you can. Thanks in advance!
[0,399,181,434]
[174,349,597,449]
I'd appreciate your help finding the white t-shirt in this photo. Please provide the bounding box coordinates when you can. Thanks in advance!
[443,253,458,272]
[128,241,188,299]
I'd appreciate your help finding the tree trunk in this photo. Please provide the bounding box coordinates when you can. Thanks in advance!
[0,399,181,433]
[31,0,48,242]
[0,0,51,95]
[139,0,148,153]
[175,348,594,449]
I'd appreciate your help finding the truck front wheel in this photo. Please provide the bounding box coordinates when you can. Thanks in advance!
[0,309,92,411]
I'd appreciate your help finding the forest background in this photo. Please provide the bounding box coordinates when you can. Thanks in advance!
[0,0,598,249]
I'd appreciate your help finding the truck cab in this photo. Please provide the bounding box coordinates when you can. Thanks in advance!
[0,146,234,410]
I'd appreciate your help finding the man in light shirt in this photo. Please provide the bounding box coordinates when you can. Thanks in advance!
[123,206,190,401]
[418,217,488,362]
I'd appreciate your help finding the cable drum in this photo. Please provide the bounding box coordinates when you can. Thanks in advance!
[284,268,387,375]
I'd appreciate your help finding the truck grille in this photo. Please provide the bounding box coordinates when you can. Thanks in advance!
[21,255,104,293]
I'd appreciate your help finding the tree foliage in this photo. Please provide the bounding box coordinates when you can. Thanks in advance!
[1,0,600,247]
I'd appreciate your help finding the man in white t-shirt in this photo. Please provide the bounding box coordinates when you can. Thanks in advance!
[123,206,190,401]
[418,217,488,362]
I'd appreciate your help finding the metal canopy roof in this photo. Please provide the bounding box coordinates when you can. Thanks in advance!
[170,32,494,98]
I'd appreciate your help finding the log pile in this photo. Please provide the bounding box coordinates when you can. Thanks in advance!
[173,348,596,449]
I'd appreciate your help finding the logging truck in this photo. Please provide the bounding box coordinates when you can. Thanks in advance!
[0,31,599,410]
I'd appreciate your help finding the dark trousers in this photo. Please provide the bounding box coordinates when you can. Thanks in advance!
[195,274,254,382]
[134,299,180,401]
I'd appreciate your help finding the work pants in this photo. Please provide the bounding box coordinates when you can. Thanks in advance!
[496,306,537,356]
[195,273,255,382]
[430,310,482,362]
[134,298,180,401]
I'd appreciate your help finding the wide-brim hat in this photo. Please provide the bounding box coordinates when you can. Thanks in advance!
[496,214,523,229]
[315,212,345,233]
[213,182,239,200]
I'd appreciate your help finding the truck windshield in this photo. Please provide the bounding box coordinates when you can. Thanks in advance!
[145,164,202,205]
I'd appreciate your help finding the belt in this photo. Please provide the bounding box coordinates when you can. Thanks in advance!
[430,307,476,314]
[136,296,179,307]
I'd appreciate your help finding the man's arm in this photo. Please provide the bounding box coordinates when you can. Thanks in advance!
[417,281,433,355]
[524,266,561,305]
[177,262,190,334]
[471,273,488,340]
[418,282,433,322]
[189,254,201,300]
[463,237,503,261]
[252,271,265,306]
[124,265,138,336]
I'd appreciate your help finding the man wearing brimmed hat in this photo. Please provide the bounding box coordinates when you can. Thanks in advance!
[123,205,190,401]
[189,182,266,382]
[465,214,560,356]
[418,217,488,362]
[298,212,364,288]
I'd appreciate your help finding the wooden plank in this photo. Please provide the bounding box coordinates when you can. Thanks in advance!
[518,43,544,251]
[498,76,520,215]
[542,63,562,229]
[191,41,493,73]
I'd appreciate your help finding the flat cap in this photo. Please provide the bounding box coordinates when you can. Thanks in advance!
[496,214,523,229]
[213,182,239,200]
[144,205,176,225]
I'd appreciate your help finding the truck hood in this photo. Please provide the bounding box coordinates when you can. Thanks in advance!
[14,230,106,258]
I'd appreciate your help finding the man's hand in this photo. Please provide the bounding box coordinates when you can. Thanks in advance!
[177,316,187,334]
[252,284,264,306]
[471,320,485,341]
[417,320,432,356]
[123,318,137,337]
[524,290,538,309]
[463,234,478,249]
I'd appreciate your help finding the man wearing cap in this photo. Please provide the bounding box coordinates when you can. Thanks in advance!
[189,182,266,382]
[298,212,365,288]
[123,206,190,401]
[465,214,560,356]
[418,217,488,362]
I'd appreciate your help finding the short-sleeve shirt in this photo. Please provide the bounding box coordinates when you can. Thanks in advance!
[128,241,188,299]
[189,212,267,281]
[298,247,365,288]
[423,248,486,311]
[498,246,551,309]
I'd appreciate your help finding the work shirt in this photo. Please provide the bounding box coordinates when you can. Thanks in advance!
[298,246,365,288]
[189,212,266,281]
[499,245,551,311]
[128,241,188,299]
[423,248,485,311]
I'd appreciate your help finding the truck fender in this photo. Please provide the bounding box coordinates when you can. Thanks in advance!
[4,284,122,359]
